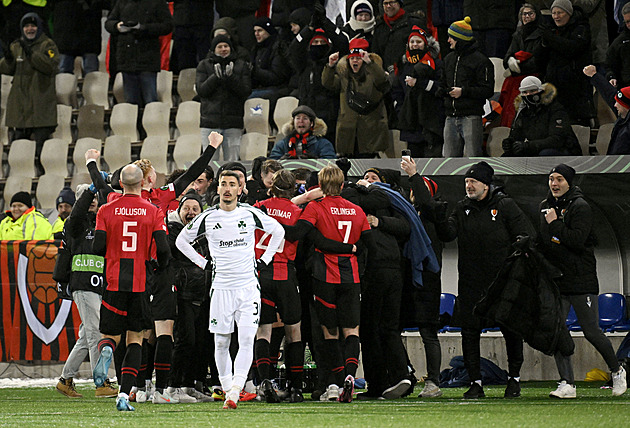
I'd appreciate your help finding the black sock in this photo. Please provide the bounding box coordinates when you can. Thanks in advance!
[255,338,271,381]
[285,341,304,388]
[323,338,344,386]
[154,335,173,391]
[120,343,142,395]
[136,339,148,387]
[98,337,116,354]
[343,335,360,378]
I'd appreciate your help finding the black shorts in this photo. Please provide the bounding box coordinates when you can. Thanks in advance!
[259,269,301,326]
[312,279,360,330]
[149,269,177,321]
[100,289,153,336]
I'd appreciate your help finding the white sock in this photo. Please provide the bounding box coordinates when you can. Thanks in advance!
[474,380,482,386]
[232,326,257,392]
[214,333,233,392]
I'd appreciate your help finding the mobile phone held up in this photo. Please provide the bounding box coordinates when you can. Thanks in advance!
[402,149,411,162]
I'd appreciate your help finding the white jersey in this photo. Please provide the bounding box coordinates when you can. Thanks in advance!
[176,203,285,289]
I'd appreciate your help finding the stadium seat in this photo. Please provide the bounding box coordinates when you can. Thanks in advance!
[173,134,201,169]
[70,172,91,190]
[0,108,8,147]
[1,74,10,145]
[3,176,32,209]
[55,73,78,108]
[599,293,630,332]
[177,68,197,103]
[595,123,614,156]
[175,101,200,137]
[40,138,70,177]
[77,104,106,140]
[489,57,506,93]
[439,293,461,333]
[110,102,139,141]
[142,102,171,139]
[240,132,268,160]
[140,136,169,175]
[244,98,270,136]
[73,137,102,175]
[157,70,173,107]
[566,306,581,331]
[113,72,125,104]
[103,135,132,171]
[82,71,110,108]
[36,174,66,210]
[7,139,36,178]
[51,104,73,144]
[571,124,590,155]
[273,96,299,134]
[486,126,510,157]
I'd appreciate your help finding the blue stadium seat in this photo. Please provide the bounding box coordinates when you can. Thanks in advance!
[598,293,630,332]
[566,306,582,331]
[439,293,461,332]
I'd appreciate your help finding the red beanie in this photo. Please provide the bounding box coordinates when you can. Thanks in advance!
[310,28,330,46]
[408,25,428,46]
[348,37,369,58]
[615,87,630,109]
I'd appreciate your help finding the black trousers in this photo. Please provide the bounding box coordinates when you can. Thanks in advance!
[461,327,523,382]
[171,298,211,387]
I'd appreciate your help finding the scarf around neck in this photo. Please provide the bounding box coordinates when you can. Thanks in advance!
[287,130,312,158]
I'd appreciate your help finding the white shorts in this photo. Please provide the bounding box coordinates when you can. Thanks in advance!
[209,284,261,334]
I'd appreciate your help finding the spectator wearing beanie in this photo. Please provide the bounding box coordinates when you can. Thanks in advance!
[196,34,252,162]
[52,187,76,239]
[439,16,494,157]
[211,16,251,62]
[437,160,535,399]
[0,191,52,240]
[342,0,376,44]
[322,38,390,157]
[539,0,595,126]
[392,25,445,158]
[288,11,349,142]
[269,105,336,160]
[583,64,630,154]
[371,0,427,72]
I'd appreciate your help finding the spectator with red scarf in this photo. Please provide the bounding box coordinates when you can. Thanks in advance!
[269,105,336,159]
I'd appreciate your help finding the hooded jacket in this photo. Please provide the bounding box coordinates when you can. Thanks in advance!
[440,39,494,117]
[269,117,336,159]
[538,186,599,296]
[0,12,59,129]
[506,83,581,156]
[196,50,252,129]
[342,0,376,43]
[321,52,390,155]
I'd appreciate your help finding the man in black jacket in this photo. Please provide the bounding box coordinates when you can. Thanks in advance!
[539,164,627,399]
[440,17,494,157]
[438,161,535,399]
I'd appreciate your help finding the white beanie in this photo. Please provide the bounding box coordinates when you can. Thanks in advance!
[519,76,543,93]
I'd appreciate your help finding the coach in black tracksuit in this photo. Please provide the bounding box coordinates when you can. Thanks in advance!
[438,161,535,399]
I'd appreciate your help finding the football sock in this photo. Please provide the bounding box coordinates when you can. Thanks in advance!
[234,327,257,391]
[120,343,142,395]
[255,338,271,381]
[215,333,233,392]
[343,335,360,378]
[98,338,116,354]
[323,338,344,386]
[285,341,304,387]
[154,335,173,392]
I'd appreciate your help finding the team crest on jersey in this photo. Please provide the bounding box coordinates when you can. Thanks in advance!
[238,220,247,233]
[491,209,498,221]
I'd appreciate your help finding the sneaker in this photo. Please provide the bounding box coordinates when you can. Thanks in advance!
[239,390,258,402]
[145,381,156,400]
[320,384,340,401]
[211,386,225,401]
[612,366,627,396]
[93,345,113,388]
[167,387,198,403]
[418,380,443,398]
[356,390,385,400]
[289,387,304,403]
[96,379,118,398]
[152,390,180,404]
[463,382,485,399]
[504,378,521,398]
[383,378,412,399]
[261,379,280,403]
[135,389,148,403]
[116,393,135,411]
[549,381,576,399]
[184,387,214,402]
[56,377,83,398]
[338,375,355,403]
[223,389,239,410]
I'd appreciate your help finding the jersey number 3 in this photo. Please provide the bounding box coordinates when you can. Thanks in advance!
[122,221,137,252]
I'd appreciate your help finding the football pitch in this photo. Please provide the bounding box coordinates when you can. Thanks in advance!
[0,382,628,427]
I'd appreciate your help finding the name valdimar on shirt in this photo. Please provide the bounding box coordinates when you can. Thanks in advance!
[330,207,356,215]
[115,207,147,216]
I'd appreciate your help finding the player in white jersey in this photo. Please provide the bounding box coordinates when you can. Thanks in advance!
[176,170,284,410]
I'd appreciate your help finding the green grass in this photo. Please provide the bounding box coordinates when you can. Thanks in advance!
[0,382,628,427]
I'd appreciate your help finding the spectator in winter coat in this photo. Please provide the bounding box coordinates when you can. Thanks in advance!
[269,105,336,160]
[196,35,252,161]
[502,76,581,157]
[341,0,376,45]
[439,17,494,157]
[0,191,53,240]
[211,16,251,62]
[606,2,630,89]
[322,38,390,157]
[52,187,76,240]
[392,25,444,157]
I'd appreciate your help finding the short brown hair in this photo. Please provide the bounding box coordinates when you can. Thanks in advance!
[318,164,344,196]
[262,159,284,176]
[270,169,296,198]
[219,170,240,182]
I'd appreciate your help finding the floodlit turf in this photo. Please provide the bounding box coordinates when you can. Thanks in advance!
[0,382,628,427]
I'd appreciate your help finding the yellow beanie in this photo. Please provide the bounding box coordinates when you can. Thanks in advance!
[448,16,473,42]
